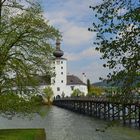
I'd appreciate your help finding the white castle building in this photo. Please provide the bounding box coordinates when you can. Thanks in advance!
[48,39,88,97]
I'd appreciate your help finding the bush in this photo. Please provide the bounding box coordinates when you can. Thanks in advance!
[71,89,84,97]
[43,86,54,105]
[0,92,41,119]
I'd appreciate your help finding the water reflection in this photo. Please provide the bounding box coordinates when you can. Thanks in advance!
[0,106,139,140]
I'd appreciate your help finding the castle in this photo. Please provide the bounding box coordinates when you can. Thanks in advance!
[48,38,88,97]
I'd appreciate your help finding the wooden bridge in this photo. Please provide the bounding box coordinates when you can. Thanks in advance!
[53,97,140,128]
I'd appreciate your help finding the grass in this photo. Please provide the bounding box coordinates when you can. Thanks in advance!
[0,129,46,140]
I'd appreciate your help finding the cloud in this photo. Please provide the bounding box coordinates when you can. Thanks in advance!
[73,61,110,83]
[64,47,100,61]
[44,11,94,46]
[43,0,97,47]
[44,11,68,26]
[63,26,93,46]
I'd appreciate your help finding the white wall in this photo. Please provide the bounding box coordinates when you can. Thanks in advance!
[51,58,67,97]
[38,57,88,98]
[65,85,88,97]
[39,84,87,97]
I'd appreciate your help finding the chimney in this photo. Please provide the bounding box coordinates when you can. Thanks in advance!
[82,73,87,84]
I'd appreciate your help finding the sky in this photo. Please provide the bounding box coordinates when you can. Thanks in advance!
[40,0,110,83]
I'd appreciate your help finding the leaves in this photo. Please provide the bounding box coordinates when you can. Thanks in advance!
[43,86,53,105]
[0,0,60,94]
[0,92,41,119]
[90,0,140,96]
[71,89,84,97]
[43,86,53,99]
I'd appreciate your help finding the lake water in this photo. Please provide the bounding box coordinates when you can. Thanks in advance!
[0,106,139,140]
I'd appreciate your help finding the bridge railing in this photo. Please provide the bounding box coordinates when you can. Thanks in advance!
[54,96,140,105]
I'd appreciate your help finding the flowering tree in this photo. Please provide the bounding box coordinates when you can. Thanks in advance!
[0,0,60,94]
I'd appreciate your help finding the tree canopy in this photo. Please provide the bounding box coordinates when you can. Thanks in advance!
[71,89,84,97]
[0,0,60,117]
[89,0,140,97]
[87,79,91,93]
[0,0,60,94]
[43,86,54,105]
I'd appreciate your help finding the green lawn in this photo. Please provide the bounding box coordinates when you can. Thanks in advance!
[0,129,46,140]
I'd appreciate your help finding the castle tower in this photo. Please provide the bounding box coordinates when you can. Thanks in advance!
[51,38,67,97]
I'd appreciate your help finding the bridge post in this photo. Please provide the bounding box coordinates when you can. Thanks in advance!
[90,101,92,116]
[107,103,110,120]
[122,104,126,125]
[94,102,97,117]
[112,103,115,120]
[128,104,131,125]
[104,102,107,119]
[87,101,89,115]
[117,104,120,120]
[138,105,140,128]
[98,103,101,118]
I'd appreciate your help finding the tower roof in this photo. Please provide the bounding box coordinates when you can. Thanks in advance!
[53,38,64,58]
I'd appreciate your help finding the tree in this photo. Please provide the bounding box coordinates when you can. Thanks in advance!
[0,0,60,94]
[87,79,91,93]
[0,0,59,117]
[89,0,140,100]
[43,86,54,105]
[0,92,41,119]
[61,92,65,98]
[71,89,84,97]
[87,86,105,97]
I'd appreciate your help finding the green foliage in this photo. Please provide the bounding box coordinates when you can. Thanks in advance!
[43,86,54,104]
[87,86,105,96]
[0,93,41,119]
[0,0,60,94]
[89,0,140,98]
[71,89,84,97]
[0,129,46,140]
[61,92,65,98]
[87,79,91,93]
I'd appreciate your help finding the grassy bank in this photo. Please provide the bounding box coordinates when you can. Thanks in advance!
[0,129,46,140]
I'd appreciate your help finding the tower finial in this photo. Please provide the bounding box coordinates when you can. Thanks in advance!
[56,38,61,50]
[53,37,64,58]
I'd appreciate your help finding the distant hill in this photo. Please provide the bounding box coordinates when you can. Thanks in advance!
[92,76,140,88]
[92,81,113,87]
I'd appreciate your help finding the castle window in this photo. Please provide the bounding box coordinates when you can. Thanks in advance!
[61,72,63,75]
[61,67,63,69]
[71,86,74,90]
[57,87,60,91]
[56,60,60,65]
[61,61,63,64]
[70,80,73,83]
[61,80,63,83]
